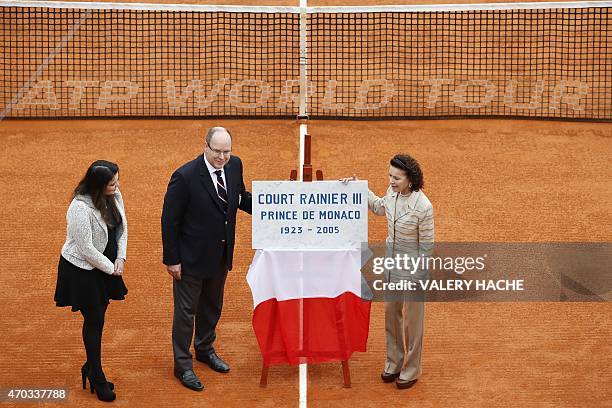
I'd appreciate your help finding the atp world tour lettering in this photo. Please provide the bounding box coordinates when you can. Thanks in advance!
[13,78,590,112]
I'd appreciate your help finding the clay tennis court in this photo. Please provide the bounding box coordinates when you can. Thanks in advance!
[0,0,611,407]
[0,118,610,407]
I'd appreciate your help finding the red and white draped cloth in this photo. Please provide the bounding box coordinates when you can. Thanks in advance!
[247,249,371,366]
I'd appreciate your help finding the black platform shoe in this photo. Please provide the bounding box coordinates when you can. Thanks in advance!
[81,363,114,391]
[82,364,116,402]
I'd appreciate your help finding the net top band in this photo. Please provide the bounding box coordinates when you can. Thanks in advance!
[1,1,610,12]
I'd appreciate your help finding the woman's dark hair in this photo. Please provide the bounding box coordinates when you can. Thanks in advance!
[390,154,424,192]
[74,160,121,226]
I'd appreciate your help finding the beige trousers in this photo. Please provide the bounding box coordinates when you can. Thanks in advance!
[384,300,424,381]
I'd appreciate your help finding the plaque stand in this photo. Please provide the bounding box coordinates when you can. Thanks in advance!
[260,133,351,389]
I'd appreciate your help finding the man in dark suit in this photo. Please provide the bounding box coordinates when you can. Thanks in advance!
[161,126,252,391]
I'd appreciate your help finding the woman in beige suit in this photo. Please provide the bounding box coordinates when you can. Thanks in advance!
[54,160,128,402]
[345,153,434,390]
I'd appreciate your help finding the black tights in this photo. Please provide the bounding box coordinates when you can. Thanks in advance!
[80,304,108,383]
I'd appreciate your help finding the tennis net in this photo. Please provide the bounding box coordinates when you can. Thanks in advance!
[1,1,610,120]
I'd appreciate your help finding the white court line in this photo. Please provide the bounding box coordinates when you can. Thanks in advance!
[298,122,308,408]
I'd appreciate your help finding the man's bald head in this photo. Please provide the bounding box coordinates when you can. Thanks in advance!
[206,126,232,146]
[204,126,233,169]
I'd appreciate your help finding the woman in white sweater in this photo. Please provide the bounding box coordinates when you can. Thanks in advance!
[54,160,128,402]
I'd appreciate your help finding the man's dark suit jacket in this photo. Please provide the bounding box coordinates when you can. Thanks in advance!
[161,155,252,278]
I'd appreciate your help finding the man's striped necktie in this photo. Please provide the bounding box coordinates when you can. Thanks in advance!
[214,170,228,212]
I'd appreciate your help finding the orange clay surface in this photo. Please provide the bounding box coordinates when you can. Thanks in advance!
[0,118,610,407]
[1,1,611,407]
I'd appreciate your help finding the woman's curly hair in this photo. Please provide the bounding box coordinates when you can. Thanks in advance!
[390,154,424,192]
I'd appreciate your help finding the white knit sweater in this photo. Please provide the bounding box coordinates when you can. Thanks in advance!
[60,189,127,275]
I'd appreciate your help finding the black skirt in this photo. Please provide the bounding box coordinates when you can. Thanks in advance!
[54,225,128,312]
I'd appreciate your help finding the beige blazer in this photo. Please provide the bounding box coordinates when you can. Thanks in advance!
[368,187,434,255]
[60,189,127,275]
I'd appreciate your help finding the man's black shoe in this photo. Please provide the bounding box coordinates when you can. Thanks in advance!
[196,352,230,373]
[174,369,204,391]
